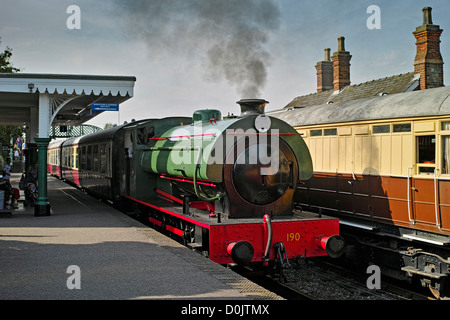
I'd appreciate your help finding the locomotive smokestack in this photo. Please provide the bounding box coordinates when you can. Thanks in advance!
[236,99,269,117]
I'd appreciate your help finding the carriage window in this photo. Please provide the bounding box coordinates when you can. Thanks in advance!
[100,144,106,174]
[417,135,436,174]
[310,129,323,137]
[373,125,390,134]
[87,145,92,171]
[443,136,450,174]
[324,128,337,136]
[75,147,79,169]
[93,145,99,172]
[70,147,74,168]
[393,123,411,133]
[442,121,450,131]
[137,127,147,145]
[81,146,86,170]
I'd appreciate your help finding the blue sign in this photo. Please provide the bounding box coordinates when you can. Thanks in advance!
[91,103,119,111]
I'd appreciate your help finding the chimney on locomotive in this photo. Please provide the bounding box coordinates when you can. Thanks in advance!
[236,99,269,117]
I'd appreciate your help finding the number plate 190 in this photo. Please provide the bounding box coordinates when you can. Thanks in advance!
[286,232,301,242]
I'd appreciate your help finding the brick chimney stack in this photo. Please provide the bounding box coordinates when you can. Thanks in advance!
[315,48,333,92]
[331,37,352,92]
[413,7,444,89]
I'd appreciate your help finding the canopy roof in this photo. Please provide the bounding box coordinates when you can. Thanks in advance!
[0,73,136,127]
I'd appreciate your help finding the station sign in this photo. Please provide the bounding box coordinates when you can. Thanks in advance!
[91,103,119,111]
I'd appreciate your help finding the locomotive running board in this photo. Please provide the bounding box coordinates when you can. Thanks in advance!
[401,234,450,246]
[339,220,378,231]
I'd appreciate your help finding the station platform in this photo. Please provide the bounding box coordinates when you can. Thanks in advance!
[0,173,282,301]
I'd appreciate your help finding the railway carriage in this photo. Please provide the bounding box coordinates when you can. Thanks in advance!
[272,86,450,297]
[48,99,344,272]
[47,140,63,179]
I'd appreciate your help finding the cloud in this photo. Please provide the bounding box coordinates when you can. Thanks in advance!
[112,0,281,98]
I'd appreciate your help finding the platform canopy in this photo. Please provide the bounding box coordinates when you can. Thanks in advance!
[0,73,136,216]
[0,73,136,137]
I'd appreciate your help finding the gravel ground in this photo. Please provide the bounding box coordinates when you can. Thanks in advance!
[280,259,406,300]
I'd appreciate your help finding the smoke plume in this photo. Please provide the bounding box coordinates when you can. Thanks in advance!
[114,0,281,98]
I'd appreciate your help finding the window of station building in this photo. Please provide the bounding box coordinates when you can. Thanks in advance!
[310,129,323,137]
[373,124,390,134]
[324,128,337,136]
[417,135,436,174]
[393,123,411,133]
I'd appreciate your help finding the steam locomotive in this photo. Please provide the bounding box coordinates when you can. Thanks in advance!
[48,99,344,270]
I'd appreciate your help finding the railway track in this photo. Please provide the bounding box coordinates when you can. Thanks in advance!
[233,258,433,300]
[121,204,432,300]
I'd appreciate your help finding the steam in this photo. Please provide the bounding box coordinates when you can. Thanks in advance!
[114,0,281,98]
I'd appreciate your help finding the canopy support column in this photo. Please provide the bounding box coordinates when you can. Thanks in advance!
[34,93,51,217]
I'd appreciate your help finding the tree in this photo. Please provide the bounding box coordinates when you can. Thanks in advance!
[103,123,115,130]
[0,37,21,73]
[0,37,24,163]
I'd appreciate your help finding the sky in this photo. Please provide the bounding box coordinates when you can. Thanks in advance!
[1,0,450,129]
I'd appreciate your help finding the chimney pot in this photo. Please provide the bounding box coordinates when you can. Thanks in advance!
[423,7,432,25]
[337,37,345,51]
[324,48,331,61]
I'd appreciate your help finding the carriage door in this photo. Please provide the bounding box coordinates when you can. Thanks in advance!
[440,122,450,231]
[412,133,438,227]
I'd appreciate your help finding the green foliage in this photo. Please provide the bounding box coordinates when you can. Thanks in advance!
[0,125,25,159]
[0,37,24,158]
[103,123,115,130]
[0,37,21,73]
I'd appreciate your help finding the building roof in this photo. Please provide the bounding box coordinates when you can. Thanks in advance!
[270,85,450,127]
[284,72,419,110]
